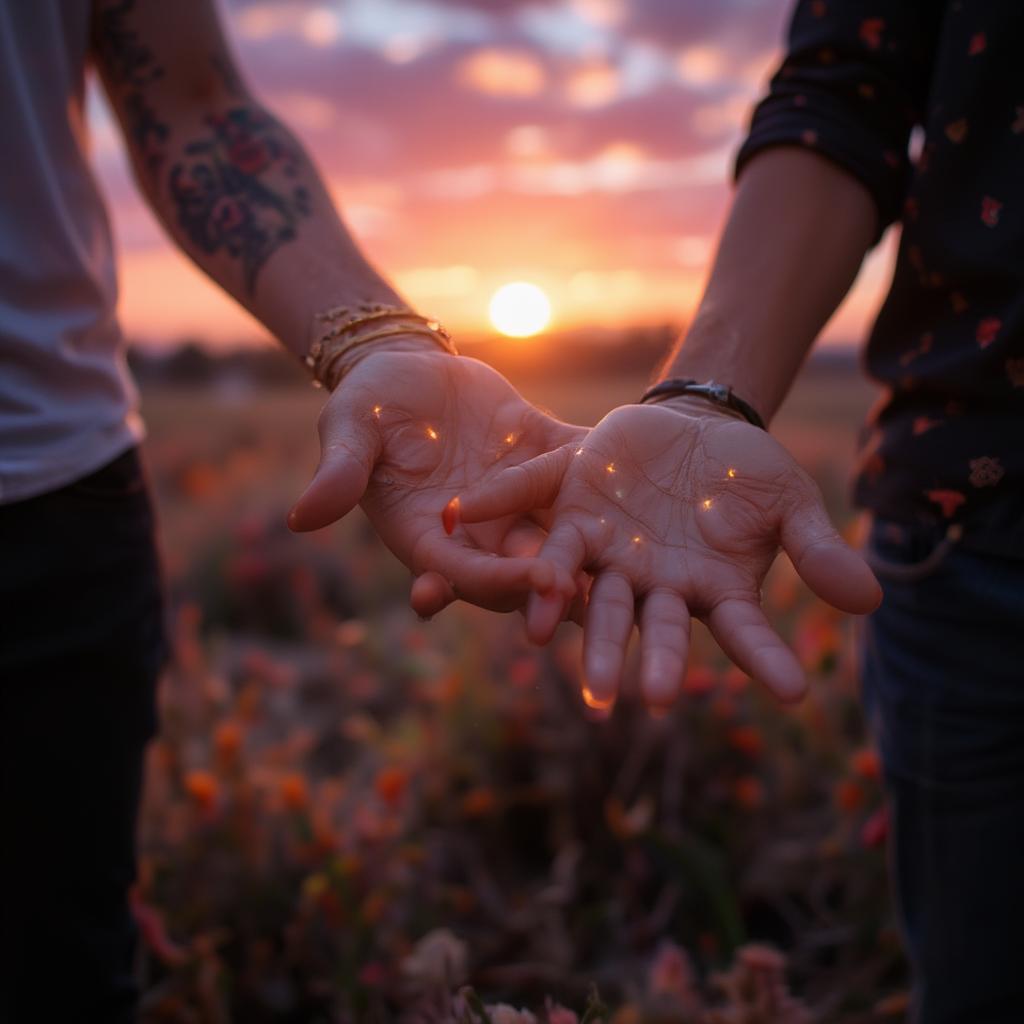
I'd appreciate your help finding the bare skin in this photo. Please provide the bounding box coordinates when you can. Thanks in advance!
[289,349,584,611]
[453,398,879,705]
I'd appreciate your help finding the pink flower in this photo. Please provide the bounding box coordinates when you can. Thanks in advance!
[981,196,1002,227]
[648,941,699,1001]
[545,1002,578,1024]
[861,805,890,848]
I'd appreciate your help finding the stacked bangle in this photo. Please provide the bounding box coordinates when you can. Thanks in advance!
[305,302,458,390]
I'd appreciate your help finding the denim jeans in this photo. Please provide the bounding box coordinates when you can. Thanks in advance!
[861,517,1024,1024]
[0,448,165,1024]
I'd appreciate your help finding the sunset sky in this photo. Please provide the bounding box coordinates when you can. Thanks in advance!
[89,0,899,349]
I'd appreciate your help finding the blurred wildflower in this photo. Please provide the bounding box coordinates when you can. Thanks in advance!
[461,786,499,818]
[184,770,219,817]
[280,772,310,812]
[861,805,890,849]
[647,941,700,1007]
[605,795,654,840]
[375,765,410,807]
[487,1006,538,1024]
[850,746,882,780]
[401,928,469,990]
[545,999,578,1024]
[733,775,765,810]
[727,725,764,758]
[834,779,865,814]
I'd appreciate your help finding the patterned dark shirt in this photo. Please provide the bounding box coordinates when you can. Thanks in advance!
[737,0,1024,551]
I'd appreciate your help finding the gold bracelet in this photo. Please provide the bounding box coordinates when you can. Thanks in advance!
[317,324,452,390]
[304,302,457,390]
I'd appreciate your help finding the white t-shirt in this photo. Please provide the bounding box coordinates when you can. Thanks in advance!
[0,0,142,504]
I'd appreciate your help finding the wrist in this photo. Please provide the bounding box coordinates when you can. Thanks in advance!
[646,393,749,423]
[336,333,455,376]
[304,302,457,390]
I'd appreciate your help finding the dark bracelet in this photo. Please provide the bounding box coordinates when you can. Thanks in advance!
[639,378,766,430]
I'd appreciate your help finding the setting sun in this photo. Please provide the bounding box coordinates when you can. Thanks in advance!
[489,282,552,338]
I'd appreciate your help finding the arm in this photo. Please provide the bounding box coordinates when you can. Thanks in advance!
[658,146,876,424]
[92,0,581,609]
[91,0,396,356]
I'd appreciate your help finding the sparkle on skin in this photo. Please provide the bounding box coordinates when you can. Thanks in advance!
[702,498,713,510]
[426,427,439,440]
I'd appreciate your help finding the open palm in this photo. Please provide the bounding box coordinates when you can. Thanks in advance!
[288,348,584,611]
[453,401,880,704]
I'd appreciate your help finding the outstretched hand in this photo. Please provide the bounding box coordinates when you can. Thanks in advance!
[289,347,585,612]
[451,400,881,706]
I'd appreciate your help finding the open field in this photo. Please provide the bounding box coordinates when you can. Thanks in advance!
[134,362,905,1023]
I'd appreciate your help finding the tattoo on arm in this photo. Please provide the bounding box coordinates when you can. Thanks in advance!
[94,1,313,296]
[169,109,312,295]
[92,0,168,178]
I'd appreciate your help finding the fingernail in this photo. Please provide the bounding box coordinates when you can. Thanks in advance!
[442,497,460,536]
[582,685,615,712]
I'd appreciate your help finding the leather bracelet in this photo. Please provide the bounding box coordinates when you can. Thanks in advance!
[640,378,766,430]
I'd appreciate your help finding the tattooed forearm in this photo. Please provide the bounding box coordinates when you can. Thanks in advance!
[169,110,312,294]
[92,0,168,177]
[94,1,316,296]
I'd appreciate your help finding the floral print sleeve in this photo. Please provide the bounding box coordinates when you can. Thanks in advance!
[737,1,944,237]
[739,2,1024,550]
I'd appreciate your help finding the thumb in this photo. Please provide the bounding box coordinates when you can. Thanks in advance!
[780,487,882,615]
[451,442,576,530]
[288,406,381,532]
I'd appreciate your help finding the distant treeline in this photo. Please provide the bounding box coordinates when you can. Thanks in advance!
[128,326,859,389]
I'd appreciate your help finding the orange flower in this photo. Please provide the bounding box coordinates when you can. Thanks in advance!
[361,889,389,924]
[184,770,219,814]
[213,720,243,767]
[850,747,882,781]
[727,725,763,758]
[375,766,409,807]
[733,775,764,810]
[461,786,498,818]
[681,665,716,696]
[834,779,865,813]
[605,795,654,840]
[723,665,750,693]
[280,773,309,812]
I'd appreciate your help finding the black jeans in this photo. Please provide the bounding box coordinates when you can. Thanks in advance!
[0,448,165,1023]
[862,518,1024,1024]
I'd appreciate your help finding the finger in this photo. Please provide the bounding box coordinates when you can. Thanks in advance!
[451,444,577,530]
[288,406,381,532]
[638,589,690,711]
[581,572,635,709]
[417,530,574,613]
[410,572,456,619]
[707,598,806,702]
[525,522,588,645]
[780,492,882,614]
[410,521,551,619]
